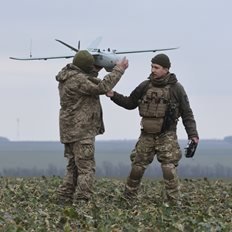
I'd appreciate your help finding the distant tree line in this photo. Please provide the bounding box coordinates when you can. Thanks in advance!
[0,136,10,143]
[0,164,64,177]
[1,162,232,179]
[224,136,232,144]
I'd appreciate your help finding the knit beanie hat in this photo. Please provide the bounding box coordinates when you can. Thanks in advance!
[73,50,95,73]
[151,53,171,69]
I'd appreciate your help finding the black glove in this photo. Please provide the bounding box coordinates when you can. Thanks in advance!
[185,140,198,158]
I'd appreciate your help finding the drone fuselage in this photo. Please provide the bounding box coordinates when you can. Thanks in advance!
[93,51,124,72]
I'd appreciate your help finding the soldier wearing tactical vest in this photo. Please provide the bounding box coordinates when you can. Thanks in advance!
[56,50,128,203]
[107,53,199,204]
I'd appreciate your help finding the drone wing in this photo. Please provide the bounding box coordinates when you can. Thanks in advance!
[9,39,80,61]
[9,55,74,61]
[114,47,179,54]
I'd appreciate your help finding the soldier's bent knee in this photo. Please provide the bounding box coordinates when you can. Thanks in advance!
[161,163,176,180]
[129,165,145,180]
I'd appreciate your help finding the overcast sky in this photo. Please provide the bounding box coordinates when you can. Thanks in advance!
[1,0,231,141]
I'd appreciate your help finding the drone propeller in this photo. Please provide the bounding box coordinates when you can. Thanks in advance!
[55,39,79,52]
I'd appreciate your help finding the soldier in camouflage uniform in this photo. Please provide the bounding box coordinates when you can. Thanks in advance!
[56,50,128,203]
[107,53,199,203]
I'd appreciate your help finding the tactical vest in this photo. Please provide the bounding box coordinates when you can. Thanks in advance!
[138,83,170,134]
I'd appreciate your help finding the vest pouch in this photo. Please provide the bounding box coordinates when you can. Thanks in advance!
[155,103,167,117]
[141,117,164,134]
[138,85,169,118]
[139,101,151,117]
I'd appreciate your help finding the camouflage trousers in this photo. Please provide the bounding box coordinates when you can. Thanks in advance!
[58,138,95,202]
[125,131,182,202]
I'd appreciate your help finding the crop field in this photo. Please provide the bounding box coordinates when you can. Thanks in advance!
[0,177,232,231]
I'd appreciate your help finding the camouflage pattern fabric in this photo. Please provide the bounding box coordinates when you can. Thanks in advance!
[56,61,125,203]
[56,63,125,143]
[125,131,182,201]
[58,138,95,201]
[110,71,198,203]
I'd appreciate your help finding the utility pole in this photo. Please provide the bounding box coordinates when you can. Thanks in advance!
[16,117,20,140]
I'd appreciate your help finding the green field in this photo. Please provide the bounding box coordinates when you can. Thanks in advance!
[0,177,232,231]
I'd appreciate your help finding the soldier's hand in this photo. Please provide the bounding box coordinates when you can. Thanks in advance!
[116,57,129,71]
[191,137,199,144]
[106,90,114,97]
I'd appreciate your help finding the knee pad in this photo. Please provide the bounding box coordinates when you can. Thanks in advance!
[161,163,176,180]
[129,165,145,180]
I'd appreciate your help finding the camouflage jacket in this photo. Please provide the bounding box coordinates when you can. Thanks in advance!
[56,63,125,143]
[110,73,199,139]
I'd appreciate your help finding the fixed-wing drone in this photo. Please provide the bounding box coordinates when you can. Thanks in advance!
[10,37,178,72]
